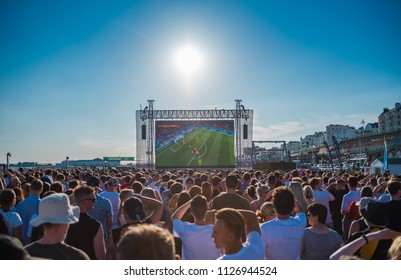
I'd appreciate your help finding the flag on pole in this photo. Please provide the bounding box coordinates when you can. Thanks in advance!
[382,140,388,173]
[323,140,334,171]
[332,136,343,171]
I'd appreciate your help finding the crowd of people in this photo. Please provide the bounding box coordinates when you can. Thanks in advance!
[1,166,401,260]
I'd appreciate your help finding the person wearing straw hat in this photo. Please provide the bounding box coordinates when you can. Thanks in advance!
[24,193,89,260]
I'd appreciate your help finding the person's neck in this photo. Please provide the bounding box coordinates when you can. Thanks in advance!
[194,218,209,226]
[225,240,243,255]
[126,218,140,224]
[79,208,88,214]
[226,188,236,194]
[38,231,65,244]
[276,213,290,220]
[311,223,329,233]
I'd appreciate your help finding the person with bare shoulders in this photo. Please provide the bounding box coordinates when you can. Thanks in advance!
[66,186,106,259]
[250,185,271,212]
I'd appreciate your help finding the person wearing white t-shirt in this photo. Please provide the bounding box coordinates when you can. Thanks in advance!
[261,186,306,260]
[211,208,264,260]
[171,195,221,260]
[310,178,335,227]
[0,189,23,243]
[341,176,361,215]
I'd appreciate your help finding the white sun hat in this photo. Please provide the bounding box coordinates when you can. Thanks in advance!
[30,193,80,227]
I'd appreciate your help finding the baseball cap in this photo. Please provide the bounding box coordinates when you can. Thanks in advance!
[123,196,145,221]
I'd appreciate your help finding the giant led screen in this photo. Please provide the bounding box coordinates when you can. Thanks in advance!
[155,120,235,168]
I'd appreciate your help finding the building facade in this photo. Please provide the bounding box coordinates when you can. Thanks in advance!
[300,131,326,151]
[378,102,401,133]
[326,124,357,142]
[287,141,300,153]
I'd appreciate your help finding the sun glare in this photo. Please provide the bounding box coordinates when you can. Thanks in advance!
[175,45,203,75]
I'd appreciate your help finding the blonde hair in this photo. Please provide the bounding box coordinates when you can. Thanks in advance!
[257,201,275,223]
[389,236,401,260]
[140,187,156,199]
[289,181,309,211]
[303,185,314,203]
[116,224,175,260]
[140,187,157,215]
[119,189,134,203]
[215,208,245,239]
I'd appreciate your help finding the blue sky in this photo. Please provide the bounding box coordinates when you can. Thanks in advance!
[1,0,400,163]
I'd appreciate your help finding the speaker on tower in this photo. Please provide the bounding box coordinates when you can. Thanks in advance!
[243,124,248,139]
[141,125,146,140]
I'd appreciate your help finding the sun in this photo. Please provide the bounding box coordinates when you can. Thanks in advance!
[175,45,203,75]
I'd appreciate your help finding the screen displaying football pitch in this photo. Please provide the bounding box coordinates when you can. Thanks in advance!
[155,120,235,168]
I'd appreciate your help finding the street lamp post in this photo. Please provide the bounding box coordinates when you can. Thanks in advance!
[6,152,11,170]
[358,119,365,167]
[66,156,69,169]
[311,146,315,166]
[311,134,315,166]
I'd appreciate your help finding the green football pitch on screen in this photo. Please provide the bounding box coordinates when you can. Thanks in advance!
[155,120,235,168]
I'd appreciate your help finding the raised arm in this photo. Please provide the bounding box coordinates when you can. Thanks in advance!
[168,193,180,208]
[237,210,261,235]
[294,199,305,213]
[136,194,164,224]
[171,199,191,221]
[373,182,386,198]
[330,228,401,260]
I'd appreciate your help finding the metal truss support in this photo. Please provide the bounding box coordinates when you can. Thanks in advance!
[252,140,289,165]
[147,100,155,167]
[139,109,250,120]
[138,100,250,168]
[235,100,242,169]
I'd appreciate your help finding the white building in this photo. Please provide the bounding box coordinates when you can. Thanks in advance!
[378,102,401,133]
[326,124,357,142]
[300,131,325,151]
[369,158,401,175]
[365,122,378,134]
